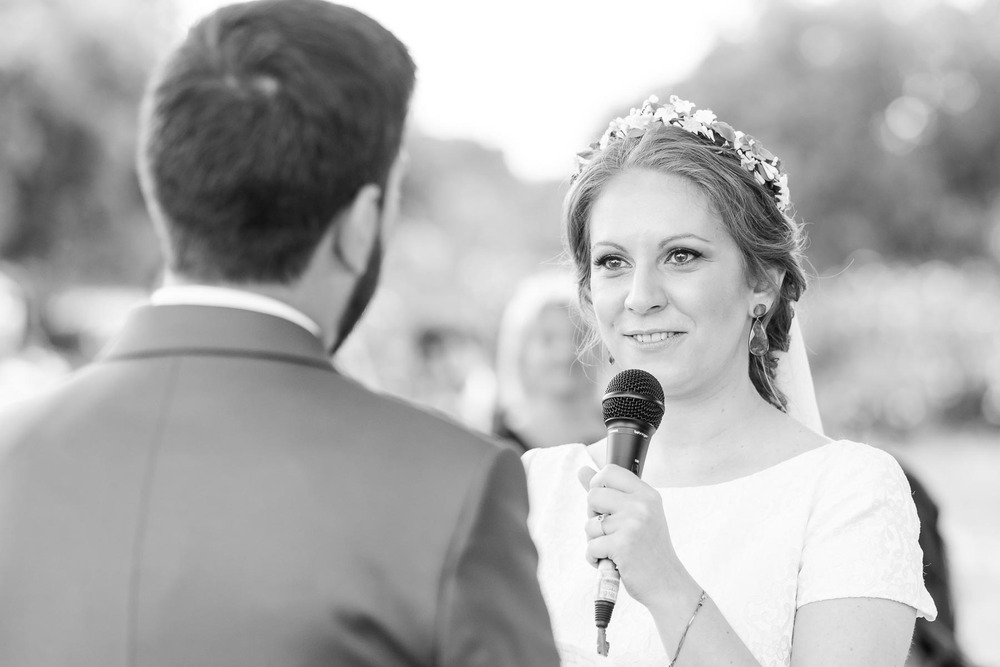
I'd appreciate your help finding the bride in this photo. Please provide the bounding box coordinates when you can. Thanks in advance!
[523,95,936,666]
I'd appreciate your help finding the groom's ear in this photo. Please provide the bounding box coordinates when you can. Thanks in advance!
[332,183,382,276]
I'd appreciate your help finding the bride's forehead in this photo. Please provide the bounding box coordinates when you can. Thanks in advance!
[595,171,714,214]
[590,182,726,242]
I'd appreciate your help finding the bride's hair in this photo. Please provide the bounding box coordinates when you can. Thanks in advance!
[563,122,807,410]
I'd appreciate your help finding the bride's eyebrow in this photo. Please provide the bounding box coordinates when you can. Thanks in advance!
[657,233,711,249]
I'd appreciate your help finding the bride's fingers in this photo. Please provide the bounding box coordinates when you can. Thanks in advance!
[586,486,624,517]
[591,464,644,492]
[579,467,602,518]
[585,535,614,567]
[584,513,614,540]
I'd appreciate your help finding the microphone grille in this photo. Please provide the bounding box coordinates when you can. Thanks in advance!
[602,369,665,429]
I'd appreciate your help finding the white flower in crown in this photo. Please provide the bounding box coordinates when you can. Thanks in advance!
[758,161,780,182]
[692,109,717,125]
[670,96,696,114]
[599,117,626,150]
[678,115,706,136]
[626,112,655,132]
[775,174,790,209]
[654,105,679,124]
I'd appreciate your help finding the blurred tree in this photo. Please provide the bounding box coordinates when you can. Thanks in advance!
[633,0,1000,270]
[388,132,567,338]
[0,0,171,291]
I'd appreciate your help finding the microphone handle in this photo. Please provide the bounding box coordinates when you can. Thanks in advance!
[595,558,620,609]
[605,417,653,477]
[595,559,618,655]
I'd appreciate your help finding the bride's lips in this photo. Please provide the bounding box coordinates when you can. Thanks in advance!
[623,330,686,346]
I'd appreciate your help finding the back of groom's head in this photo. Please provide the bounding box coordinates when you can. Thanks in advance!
[138,0,416,284]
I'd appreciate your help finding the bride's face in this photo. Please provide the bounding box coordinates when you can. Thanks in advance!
[588,169,758,400]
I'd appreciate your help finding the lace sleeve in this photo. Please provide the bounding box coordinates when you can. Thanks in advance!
[797,443,937,620]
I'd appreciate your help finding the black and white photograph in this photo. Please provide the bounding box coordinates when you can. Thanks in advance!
[0,0,997,665]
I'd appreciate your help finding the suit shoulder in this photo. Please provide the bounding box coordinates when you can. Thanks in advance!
[0,376,79,456]
[322,374,507,464]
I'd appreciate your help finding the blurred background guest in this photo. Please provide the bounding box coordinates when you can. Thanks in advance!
[0,263,69,405]
[905,468,976,667]
[410,324,497,430]
[491,271,607,451]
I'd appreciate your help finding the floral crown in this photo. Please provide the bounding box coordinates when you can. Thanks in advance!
[573,95,791,213]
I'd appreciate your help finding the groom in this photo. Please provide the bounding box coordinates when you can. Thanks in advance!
[0,1,557,665]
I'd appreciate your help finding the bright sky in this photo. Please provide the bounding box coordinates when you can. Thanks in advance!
[171,0,762,182]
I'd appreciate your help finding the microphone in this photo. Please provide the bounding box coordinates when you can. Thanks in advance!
[594,368,665,656]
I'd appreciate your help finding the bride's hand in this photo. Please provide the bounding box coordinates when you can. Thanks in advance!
[578,465,683,607]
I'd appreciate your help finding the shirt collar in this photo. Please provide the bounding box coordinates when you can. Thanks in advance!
[149,284,323,339]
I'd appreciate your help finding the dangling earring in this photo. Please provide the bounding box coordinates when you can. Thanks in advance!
[608,353,615,365]
[749,304,769,357]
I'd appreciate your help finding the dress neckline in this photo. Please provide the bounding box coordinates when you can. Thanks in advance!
[570,439,849,490]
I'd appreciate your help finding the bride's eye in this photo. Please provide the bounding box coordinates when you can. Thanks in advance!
[665,248,701,265]
[593,254,626,271]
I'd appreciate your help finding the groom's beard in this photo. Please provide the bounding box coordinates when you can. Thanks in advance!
[328,230,383,357]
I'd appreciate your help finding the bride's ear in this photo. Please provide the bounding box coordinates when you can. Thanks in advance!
[750,265,785,314]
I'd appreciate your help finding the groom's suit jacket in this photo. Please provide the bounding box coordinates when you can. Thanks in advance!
[0,304,558,667]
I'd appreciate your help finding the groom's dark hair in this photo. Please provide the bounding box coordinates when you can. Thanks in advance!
[137,0,415,283]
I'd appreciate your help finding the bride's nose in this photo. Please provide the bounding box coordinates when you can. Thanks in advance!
[624,265,666,314]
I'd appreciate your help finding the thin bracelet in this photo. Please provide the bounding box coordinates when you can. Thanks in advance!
[668,589,707,667]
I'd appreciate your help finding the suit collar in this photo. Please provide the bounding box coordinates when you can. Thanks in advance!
[150,284,322,338]
[100,304,334,371]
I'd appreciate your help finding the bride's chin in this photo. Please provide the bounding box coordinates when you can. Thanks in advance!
[611,361,673,389]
